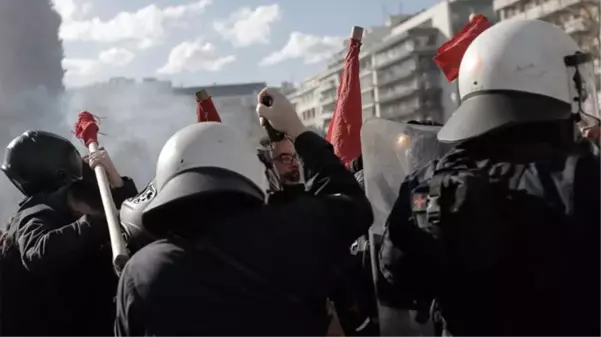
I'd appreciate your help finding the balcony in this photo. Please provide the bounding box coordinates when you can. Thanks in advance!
[362,106,375,120]
[509,0,590,20]
[377,58,417,85]
[377,68,415,87]
[493,0,522,11]
[360,77,374,92]
[378,79,419,103]
[359,67,373,78]
[319,79,337,92]
[320,94,336,105]
[320,109,335,120]
[379,98,420,119]
[362,92,375,108]
[563,17,590,34]
[322,101,336,112]
[374,41,415,69]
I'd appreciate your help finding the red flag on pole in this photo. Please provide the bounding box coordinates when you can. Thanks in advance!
[326,26,364,166]
[433,14,492,82]
[195,90,222,123]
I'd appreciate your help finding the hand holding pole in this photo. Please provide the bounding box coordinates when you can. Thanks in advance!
[74,111,129,273]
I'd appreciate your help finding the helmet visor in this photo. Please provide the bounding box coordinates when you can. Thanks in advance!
[575,60,600,128]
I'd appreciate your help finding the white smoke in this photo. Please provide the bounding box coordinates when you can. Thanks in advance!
[0,1,265,223]
[0,0,66,222]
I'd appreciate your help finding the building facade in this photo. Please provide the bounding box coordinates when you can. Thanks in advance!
[287,0,495,132]
[494,0,599,50]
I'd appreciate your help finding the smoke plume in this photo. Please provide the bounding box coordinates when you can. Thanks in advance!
[0,0,66,222]
[0,1,264,223]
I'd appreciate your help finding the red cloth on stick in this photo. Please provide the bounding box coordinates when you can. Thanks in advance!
[74,111,100,146]
[197,96,222,123]
[433,14,492,82]
[326,38,363,166]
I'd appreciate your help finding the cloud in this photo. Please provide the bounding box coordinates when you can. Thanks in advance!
[213,4,281,47]
[62,47,136,84]
[157,39,236,74]
[52,0,92,21]
[260,32,344,66]
[59,0,213,49]
[62,58,99,77]
[98,48,136,66]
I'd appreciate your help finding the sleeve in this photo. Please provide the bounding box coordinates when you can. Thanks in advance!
[297,132,367,201]
[16,207,109,275]
[112,177,138,209]
[115,267,145,337]
[294,131,372,241]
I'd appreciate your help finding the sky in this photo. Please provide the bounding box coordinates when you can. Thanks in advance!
[54,0,442,88]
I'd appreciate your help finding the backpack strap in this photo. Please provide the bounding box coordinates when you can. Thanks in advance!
[426,173,445,226]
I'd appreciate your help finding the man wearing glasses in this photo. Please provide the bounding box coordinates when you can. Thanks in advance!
[267,138,305,205]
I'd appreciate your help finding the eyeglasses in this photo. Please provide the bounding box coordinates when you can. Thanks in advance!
[274,153,298,165]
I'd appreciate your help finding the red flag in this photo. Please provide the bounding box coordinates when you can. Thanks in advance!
[74,111,100,146]
[195,90,222,123]
[433,14,492,82]
[326,27,363,166]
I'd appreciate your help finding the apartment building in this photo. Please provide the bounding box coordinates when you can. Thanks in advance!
[495,0,599,51]
[288,0,495,132]
[287,74,321,129]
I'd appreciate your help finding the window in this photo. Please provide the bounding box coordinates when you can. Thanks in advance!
[362,91,374,105]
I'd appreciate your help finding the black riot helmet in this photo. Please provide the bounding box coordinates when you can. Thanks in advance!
[1,130,83,196]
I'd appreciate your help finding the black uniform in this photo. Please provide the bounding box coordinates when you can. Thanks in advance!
[115,131,373,336]
[266,183,306,205]
[379,135,600,336]
[1,177,137,336]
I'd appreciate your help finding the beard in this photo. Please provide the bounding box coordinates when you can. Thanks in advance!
[280,170,301,184]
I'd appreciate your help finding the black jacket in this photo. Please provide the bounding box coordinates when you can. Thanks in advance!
[379,141,600,336]
[115,131,373,336]
[1,177,137,336]
[267,183,306,205]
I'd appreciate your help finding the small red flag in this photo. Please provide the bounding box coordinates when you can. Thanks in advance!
[195,90,222,123]
[74,111,100,146]
[326,32,363,166]
[433,14,492,82]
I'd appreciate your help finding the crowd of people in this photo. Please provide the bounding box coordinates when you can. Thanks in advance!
[0,18,598,336]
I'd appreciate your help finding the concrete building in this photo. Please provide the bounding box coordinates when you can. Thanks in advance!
[494,0,599,50]
[287,73,322,129]
[287,0,495,132]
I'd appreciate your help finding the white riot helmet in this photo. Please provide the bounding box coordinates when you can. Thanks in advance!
[143,122,268,217]
[438,19,600,143]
